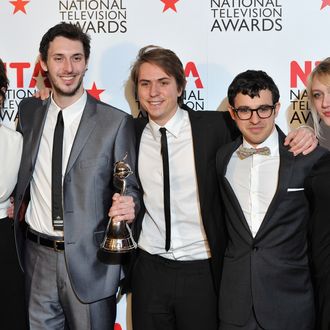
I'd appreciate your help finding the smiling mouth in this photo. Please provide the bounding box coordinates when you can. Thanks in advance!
[149,101,163,105]
[61,76,76,80]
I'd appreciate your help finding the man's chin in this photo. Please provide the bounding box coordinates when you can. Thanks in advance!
[55,85,82,97]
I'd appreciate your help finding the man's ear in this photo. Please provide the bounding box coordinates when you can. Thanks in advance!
[39,55,48,72]
[228,106,236,121]
[274,102,281,118]
[178,80,186,97]
[84,59,89,73]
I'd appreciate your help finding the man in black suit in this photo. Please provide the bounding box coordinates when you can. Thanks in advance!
[126,45,237,330]
[216,70,327,329]
[107,46,319,330]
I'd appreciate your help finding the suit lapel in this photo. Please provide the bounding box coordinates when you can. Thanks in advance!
[255,127,294,238]
[132,117,149,238]
[65,95,97,174]
[187,109,208,209]
[17,99,49,220]
[30,98,51,169]
[134,117,148,189]
[135,117,148,154]
[221,138,253,237]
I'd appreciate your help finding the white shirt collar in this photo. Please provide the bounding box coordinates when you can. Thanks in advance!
[242,126,279,156]
[50,91,87,126]
[148,107,185,140]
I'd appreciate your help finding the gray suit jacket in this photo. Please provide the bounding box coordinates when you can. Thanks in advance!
[216,126,327,329]
[14,94,140,303]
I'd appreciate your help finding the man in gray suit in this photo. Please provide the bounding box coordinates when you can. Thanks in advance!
[216,70,328,329]
[13,22,140,329]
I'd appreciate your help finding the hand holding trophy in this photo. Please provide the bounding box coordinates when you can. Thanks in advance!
[100,155,137,253]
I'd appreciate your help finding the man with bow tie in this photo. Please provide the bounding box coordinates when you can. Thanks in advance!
[216,70,329,330]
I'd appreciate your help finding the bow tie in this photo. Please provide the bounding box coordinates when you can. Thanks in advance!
[236,146,271,160]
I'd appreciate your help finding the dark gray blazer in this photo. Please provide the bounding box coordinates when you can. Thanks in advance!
[216,126,327,329]
[14,94,140,303]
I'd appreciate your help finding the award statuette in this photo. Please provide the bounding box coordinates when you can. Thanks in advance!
[100,156,137,253]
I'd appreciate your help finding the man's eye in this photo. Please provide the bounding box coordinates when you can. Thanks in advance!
[238,108,250,113]
[259,106,271,112]
[73,56,82,62]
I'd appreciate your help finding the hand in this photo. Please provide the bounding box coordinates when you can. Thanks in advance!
[7,197,14,219]
[108,193,135,224]
[33,88,51,100]
[284,126,318,156]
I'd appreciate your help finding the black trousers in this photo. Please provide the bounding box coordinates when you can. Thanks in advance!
[0,217,28,330]
[219,308,265,330]
[131,249,218,330]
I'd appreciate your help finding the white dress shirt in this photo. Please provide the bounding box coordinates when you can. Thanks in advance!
[0,125,23,218]
[26,92,87,236]
[226,128,280,237]
[138,108,211,260]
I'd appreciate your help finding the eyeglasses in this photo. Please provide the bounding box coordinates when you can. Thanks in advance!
[232,104,276,120]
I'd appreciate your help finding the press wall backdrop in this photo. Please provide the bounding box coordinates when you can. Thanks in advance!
[1,1,330,329]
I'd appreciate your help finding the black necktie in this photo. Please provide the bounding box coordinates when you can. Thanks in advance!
[52,111,64,231]
[159,127,171,251]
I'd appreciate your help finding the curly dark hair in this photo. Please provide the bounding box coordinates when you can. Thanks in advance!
[228,70,280,107]
[0,58,9,104]
[39,22,91,62]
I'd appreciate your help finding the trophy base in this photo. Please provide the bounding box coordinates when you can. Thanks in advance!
[101,237,137,253]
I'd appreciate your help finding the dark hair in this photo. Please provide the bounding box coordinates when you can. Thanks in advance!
[0,58,9,104]
[227,70,280,107]
[39,22,91,62]
[130,45,186,106]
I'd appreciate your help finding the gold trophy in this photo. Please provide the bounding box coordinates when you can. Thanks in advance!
[101,156,137,253]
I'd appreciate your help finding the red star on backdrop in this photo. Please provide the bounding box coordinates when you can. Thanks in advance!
[161,0,179,12]
[87,82,105,100]
[10,0,30,14]
[321,0,330,9]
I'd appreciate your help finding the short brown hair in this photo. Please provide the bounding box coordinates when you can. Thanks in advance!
[130,45,186,106]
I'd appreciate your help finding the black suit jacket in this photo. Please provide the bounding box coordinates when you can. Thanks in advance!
[305,152,330,330]
[216,126,327,329]
[126,105,238,292]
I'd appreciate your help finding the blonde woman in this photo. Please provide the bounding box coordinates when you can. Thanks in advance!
[308,57,330,147]
[305,58,330,330]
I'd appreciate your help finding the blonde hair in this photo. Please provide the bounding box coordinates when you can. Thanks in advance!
[307,57,330,138]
